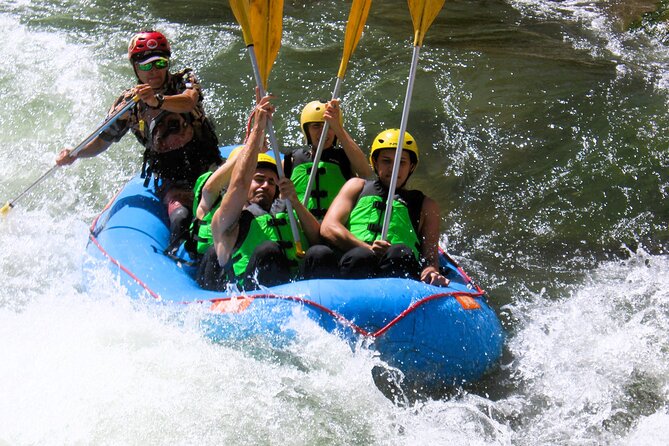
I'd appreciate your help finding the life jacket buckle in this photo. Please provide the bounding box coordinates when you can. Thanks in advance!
[267,217,287,227]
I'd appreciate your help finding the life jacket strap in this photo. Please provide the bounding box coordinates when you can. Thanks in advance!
[310,208,326,219]
[310,190,328,199]
[267,217,287,227]
[306,166,327,175]
[277,240,293,250]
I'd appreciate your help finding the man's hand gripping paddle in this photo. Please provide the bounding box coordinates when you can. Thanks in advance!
[229,0,305,256]
[302,0,373,207]
[381,0,445,239]
[1,96,139,216]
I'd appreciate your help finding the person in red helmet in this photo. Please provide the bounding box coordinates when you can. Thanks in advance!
[56,30,222,247]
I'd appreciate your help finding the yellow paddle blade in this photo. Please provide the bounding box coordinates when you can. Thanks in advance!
[338,0,373,79]
[1,201,12,216]
[407,0,446,46]
[229,0,254,46]
[249,0,284,89]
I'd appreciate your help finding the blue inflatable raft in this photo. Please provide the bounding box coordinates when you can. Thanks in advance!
[84,147,504,389]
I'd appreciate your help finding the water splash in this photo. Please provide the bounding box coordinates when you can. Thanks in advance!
[500,249,669,444]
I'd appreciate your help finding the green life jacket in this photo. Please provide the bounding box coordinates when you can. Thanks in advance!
[348,180,424,259]
[186,171,222,256]
[228,203,307,285]
[288,147,351,220]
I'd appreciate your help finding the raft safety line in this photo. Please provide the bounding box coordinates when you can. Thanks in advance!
[205,288,485,339]
[438,246,483,294]
[88,233,163,301]
[89,186,124,233]
[208,294,374,336]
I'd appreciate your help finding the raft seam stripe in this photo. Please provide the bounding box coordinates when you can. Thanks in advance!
[89,186,124,232]
[206,295,372,336]
[88,233,163,301]
[372,291,485,338]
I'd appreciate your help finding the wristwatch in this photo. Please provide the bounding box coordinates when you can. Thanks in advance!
[154,93,165,109]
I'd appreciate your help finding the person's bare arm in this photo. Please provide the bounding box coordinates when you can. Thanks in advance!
[56,93,139,166]
[137,83,198,113]
[211,97,273,265]
[196,157,237,219]
[320,177,369,251]
[55,137,113,166]
[324,99,373,179]
[418,196,449,286]
[278,178,321,246]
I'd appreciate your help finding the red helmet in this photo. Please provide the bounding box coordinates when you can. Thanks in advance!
[128,31,171,61]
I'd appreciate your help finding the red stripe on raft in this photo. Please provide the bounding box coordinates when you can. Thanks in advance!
[372,290,485,338]
[89,187,124,233]
[207,294,374,337]
[88,234,164,301]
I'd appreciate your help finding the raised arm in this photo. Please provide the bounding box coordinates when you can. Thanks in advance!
[211,97,273,264]
[324,99,373,179]
[196,157,237,219]
[278,177,321,246]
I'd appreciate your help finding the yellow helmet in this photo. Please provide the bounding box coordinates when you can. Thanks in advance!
[226,145,245,160]
[256,152,278,175]
[369,129,419,166]
[300,100,344,145]
[226,146,277,175]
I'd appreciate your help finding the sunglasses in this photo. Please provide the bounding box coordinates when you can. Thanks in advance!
[136,58,169,71]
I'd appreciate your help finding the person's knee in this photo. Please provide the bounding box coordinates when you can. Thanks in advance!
[339,246,377,279]
[245,241,290,288]
[379,244,420,279]
[169,205,190,227]
[301,244,338,279]
[163,187,194,211]
[167,205,191,248]
[386,244,415,259]
[253,240,283,261]
[196,247,227,291]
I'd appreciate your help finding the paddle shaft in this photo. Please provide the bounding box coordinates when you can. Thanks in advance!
[381,45,420,240]
[247,45,304,255]
[2,96,139,213]
[303,0,371,207]
[301,77,343,207]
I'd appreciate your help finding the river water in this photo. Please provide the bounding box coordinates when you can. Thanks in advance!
[1,0,668,444]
